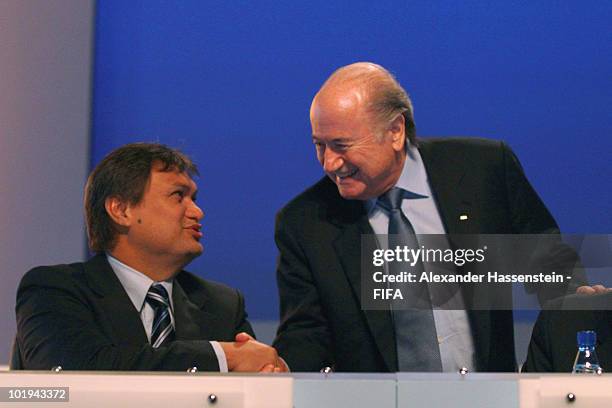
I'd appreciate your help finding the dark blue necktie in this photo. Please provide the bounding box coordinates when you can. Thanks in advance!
[146,283,175,348]
[378,187,442,372]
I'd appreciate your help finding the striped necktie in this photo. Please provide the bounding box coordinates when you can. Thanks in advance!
[145,283,175,348]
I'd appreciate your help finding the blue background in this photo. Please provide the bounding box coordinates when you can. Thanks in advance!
[91,1,612,320]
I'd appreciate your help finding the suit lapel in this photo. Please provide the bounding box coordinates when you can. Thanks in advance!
[331,200,398,371]
[419,140,495,368]
[419,140,474,235]
[172,276,227,341]
[172,278,205,340]
[83,254,148,345]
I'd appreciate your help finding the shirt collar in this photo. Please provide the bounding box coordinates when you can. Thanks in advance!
[106,253,174,312]
[365,143,430,213]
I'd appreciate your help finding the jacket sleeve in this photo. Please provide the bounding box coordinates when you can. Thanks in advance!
[272,210,335,371]
[501,141,587,300]
[233,288,256,338]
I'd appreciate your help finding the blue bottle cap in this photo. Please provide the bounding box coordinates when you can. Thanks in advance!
[577,330,596,347]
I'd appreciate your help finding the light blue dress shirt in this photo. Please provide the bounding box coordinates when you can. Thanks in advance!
[365,144,476,372]
[106,254,228,372]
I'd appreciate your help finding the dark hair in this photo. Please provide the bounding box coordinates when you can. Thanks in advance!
[84,142,198,252]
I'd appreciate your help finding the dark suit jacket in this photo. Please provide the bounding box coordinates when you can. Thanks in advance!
[523,293,612,372]
[273,138,561,372]
[14,254,254,371]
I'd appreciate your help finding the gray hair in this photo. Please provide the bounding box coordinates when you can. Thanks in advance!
[321,62,417,145]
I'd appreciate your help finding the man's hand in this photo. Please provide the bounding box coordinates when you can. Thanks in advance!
[576,285,612,295]
[219,332,288,372]
[234,332,255,343]
[233,332,289,373]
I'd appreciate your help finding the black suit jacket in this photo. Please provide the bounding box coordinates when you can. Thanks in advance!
[15,254,254,371]
[523,293,612,372]
[273,138,560,372]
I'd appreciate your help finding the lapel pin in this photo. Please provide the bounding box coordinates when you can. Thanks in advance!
[459,214,469,221]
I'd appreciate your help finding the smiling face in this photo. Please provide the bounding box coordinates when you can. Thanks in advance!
[310,85,406,201]
[114,163,204,277]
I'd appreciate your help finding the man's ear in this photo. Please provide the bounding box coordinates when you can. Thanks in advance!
[105,197,133,227]
[388,113,406,152]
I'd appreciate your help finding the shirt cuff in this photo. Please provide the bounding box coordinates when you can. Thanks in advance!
[210,341,228,372]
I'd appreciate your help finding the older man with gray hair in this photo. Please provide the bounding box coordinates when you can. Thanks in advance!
[272,62,572,372]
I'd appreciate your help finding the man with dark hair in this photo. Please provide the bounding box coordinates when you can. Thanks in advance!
[272,62,592,372]
[15,142,285,372]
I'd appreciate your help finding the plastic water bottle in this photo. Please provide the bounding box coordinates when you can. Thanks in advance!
[572,330,603,374]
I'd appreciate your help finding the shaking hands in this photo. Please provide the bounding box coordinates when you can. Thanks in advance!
[220,332,289,373]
